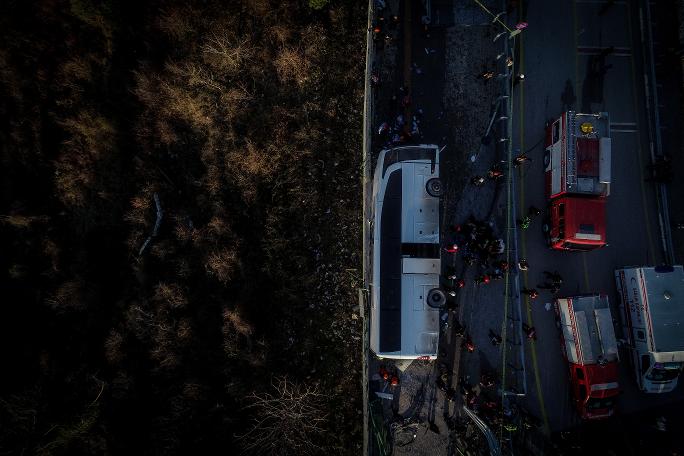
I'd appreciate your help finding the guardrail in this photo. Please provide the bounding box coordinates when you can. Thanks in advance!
[639,0,676,265]
[362,0,375,455]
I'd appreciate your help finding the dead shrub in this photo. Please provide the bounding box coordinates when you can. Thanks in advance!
[104,330,124,365]
[158,6,196,41]
[153,282,188,309]
[177,318,192,342]
[0,214,49,228]
[201,34,253,76]
[150,240,176,261]
[222,308,253,357]
[274,47,310,87]
[245,0,271,17]
[46,278,87,311]
[267,25,292,46]
[159,81,213,130]
[238,378,327,455]
[55,111,116,207]
[206,216,228,238]
[205,248,238,283]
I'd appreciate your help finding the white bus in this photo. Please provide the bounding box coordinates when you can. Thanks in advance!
[370,145,443,359]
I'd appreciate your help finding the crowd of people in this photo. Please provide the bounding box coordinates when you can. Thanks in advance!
[376,95,424,148]
[443,216,506,275]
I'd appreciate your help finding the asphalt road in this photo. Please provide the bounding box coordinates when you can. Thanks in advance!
[513,0,684,435]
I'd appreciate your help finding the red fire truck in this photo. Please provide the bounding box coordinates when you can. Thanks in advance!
[555,294,620,419]
[543,111,611,251]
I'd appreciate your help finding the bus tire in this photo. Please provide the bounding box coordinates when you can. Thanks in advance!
[427,288,447,308]
[425,178,443,198]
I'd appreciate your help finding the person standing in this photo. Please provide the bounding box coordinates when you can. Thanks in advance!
[522,323,537,341]
[543,270,563,284]
[521,288,539,299]
[489,329,502,346]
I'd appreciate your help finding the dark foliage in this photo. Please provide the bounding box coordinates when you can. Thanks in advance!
[0,0,364,454]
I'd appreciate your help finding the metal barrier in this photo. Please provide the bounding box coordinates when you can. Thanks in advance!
[362,0,376,455]
[640,0,676,265]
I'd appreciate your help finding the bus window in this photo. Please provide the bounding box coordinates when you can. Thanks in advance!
[641,355,651,375]
[552,121,560,144]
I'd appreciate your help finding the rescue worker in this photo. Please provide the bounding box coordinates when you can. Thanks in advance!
[538,282,561,294]
[521,288,539,299]
[513,73,525,86]
[495,260,510,271]
[487,166,504,180]
[480,372,495,388]
[370,72,380,88]
[522,323,537,341]
[463,335,475,352]
[514,153,532,167]
[477,70,495,84]
[488,329,502,346]
[475,274,491,285]
[471,175,486,186]
[543,270,563,284]
[379,367,390,381]
[517,215,532,229]
[453,321,466,338]
[443,243,459,254]
[528,206,541,218]
[444,266,458,280]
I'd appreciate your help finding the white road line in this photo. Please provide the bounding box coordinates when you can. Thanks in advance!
[576,0,626,3]
[577,51,632,56]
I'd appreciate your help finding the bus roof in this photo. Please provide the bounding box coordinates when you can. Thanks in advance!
[370,145,441,359]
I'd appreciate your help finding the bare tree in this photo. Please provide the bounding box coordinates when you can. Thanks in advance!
[238,378,327,455]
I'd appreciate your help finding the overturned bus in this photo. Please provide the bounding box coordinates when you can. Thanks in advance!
[370,145,443,360]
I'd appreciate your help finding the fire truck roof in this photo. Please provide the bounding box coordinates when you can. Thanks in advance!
[557,294,618,365]
[548,112,611,198]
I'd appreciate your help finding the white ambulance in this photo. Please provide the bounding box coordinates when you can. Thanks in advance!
[614,265,684,393]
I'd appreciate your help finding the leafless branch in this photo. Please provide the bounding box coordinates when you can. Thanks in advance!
[237,377,328,455]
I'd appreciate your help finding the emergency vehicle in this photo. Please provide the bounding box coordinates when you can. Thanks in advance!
[543,111,611,251]
[370,145,442,359]
[614,265,684,393]
[554,294,620,419]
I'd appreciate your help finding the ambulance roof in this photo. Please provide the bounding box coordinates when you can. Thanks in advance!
[641,266,684,353]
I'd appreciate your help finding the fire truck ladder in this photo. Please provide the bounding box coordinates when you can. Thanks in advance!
[566,113,578,187]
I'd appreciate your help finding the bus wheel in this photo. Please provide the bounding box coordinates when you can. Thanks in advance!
[427,288,446,308]
[425,178,443,198]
